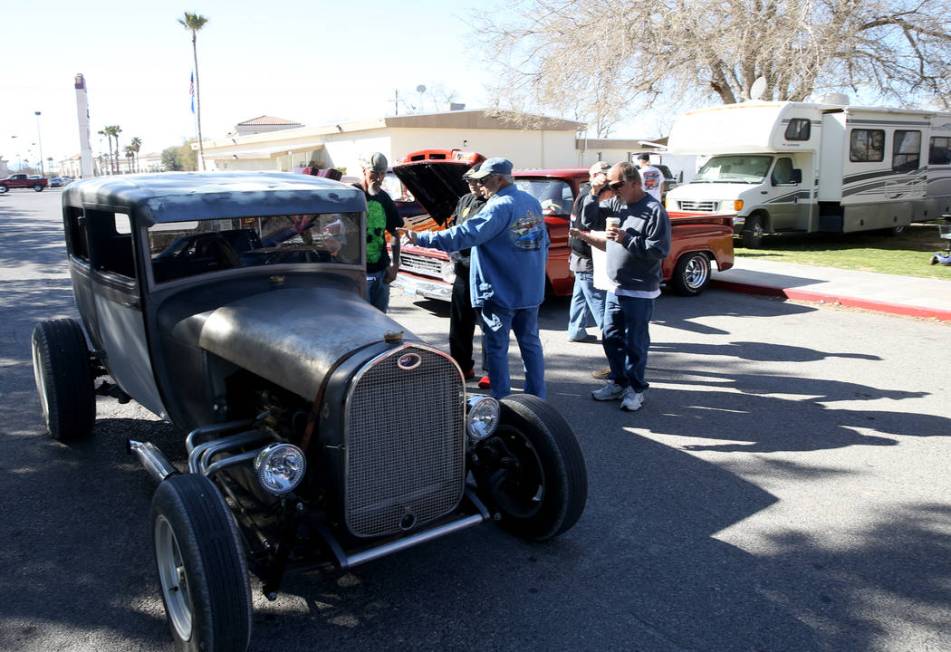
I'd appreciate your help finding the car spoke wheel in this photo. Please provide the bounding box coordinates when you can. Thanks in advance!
[671,252,711,296]
[151,474,252,652]
[484,395,587,541]
[31,319,96,441]
[741,214,765,248]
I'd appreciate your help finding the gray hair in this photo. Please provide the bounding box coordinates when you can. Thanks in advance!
[615,161,641,184]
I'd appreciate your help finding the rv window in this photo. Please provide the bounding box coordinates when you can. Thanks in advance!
[892,130,921,173]
[849,129,885,163]
[785,119,810,141]
[929,137,951,165]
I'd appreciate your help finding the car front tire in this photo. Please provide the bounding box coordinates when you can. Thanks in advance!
[741,213,765,248]
[486,395,588,541]
[31,319,96,441]
[151,474,252,652]
[671,251,711,296]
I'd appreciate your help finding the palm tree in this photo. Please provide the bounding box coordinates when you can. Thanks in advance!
[124,145,136,173]
[178,12,209,171]
[111,125,122,174]
[129,137,142,173]
[98,128,113,175]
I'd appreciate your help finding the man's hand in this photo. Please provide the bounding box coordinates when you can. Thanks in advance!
[384,264,398,284]
[396,227,418,244]
[606,225,625,242]
[568,227,586,242]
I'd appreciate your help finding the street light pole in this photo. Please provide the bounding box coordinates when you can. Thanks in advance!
[34,111,44,177]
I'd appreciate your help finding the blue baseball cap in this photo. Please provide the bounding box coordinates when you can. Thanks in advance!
[468,157,513,179]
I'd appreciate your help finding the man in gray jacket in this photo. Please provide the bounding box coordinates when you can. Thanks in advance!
[569,161,671,411]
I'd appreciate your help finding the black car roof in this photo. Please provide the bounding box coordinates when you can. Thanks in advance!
[63,172,367,226]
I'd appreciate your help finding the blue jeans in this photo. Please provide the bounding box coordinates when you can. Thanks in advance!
[480,302,546,400]
[602,292,654,393]
[366,270,390,313]
[567,271,606,340]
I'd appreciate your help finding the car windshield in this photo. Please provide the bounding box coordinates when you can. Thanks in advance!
[514,179,574,215]
[148,213,362,284]
[694,155,773,183]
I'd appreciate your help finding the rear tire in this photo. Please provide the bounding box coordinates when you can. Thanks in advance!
[152,474,252,652]
[487,395,588,541]
[33,184,44,192]
[670,251,711,296]
[0,185,8,194]
[741,213,765,248]
[31,319,96,441]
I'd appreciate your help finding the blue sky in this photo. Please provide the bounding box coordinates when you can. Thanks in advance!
[3,0,526,163]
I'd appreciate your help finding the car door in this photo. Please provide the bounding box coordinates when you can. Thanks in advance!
[765,157,800,231]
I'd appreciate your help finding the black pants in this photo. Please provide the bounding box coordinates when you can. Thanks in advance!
[449,265,482,373]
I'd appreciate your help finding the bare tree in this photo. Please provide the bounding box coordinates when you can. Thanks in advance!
[481,0,951,128]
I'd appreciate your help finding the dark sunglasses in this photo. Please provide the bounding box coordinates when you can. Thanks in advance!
[609,180,626,191]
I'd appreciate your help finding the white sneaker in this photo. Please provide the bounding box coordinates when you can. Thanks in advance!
[620,387,644,412]
[591,382,625,401]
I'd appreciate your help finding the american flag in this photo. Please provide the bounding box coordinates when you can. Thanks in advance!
[189,72,195,114]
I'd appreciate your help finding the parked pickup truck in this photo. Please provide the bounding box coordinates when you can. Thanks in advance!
[0,174,47,193]
[391,149,734,302]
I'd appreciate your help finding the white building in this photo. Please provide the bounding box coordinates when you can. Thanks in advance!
[200,110,586,173]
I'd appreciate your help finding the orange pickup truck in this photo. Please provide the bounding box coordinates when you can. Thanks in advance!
[392,149,734,302]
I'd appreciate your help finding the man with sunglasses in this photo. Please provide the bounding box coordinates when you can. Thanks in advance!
[569,161,671,412]
[398,157,549,400]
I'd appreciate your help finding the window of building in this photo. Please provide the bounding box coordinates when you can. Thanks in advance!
[892,130,921,173]
[929,137,951,165]
[849,129,885,162]
[785,119,811,141]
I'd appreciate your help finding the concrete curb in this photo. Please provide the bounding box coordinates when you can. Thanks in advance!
[711,279,951,322]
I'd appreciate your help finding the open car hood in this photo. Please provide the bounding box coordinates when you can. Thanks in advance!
[392,160,477,226]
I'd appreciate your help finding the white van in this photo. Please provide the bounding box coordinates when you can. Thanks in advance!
[665,101,951,247]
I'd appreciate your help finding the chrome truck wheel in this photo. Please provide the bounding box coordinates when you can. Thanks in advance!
[151,474,252,652]
[671,252,711,296]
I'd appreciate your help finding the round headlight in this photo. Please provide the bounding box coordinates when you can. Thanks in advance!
[466,396,500,443]
[254,443,307,495]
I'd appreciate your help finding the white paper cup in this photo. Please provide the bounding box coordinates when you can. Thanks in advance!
[606,217,621,229]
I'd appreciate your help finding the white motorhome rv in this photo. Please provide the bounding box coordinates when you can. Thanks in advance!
[666,101,951,247]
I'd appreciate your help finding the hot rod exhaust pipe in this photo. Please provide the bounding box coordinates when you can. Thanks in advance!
[127,439,178,483]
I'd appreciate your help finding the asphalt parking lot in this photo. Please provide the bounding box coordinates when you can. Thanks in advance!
[1,189,949,651]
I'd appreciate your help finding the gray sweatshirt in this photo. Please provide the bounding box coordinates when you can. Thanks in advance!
[586,194,671,292]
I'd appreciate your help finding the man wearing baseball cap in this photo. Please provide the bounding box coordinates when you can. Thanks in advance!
[356,152,403,312]
[399,157,549,400]
[567,161,612,343]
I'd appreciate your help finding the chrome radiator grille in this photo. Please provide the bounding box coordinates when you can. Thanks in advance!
[678,200,720,212]
[399,252,444,278]
[344,345,465,538]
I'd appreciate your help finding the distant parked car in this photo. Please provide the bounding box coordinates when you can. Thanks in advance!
[0,174,47,193]
[49,176,65,187]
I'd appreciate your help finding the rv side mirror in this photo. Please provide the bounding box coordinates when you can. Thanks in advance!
[791,169,802,184]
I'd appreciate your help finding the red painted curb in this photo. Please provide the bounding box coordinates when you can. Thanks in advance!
[711,279,951,322]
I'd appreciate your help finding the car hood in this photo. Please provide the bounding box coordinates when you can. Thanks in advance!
[392,161,475,226]
[193,285,419,400]
[669,181,761,201]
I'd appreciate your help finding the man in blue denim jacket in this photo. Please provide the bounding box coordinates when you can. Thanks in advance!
[399,157,549,399]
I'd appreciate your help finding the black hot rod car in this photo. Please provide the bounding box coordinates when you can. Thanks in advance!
[31,172,587,651]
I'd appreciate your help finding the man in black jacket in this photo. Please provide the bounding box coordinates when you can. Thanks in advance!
[448,168,487,379]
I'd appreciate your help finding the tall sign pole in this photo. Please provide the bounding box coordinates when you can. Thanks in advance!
[74,74,94,178]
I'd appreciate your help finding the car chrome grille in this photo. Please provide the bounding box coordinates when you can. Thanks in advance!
[678,200,720,212]
[399,252,444,278]
[344,346,465,538]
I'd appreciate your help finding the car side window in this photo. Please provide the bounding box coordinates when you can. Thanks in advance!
[84,209,137,279]
[771,157,794,184]
[65,208,90,262]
